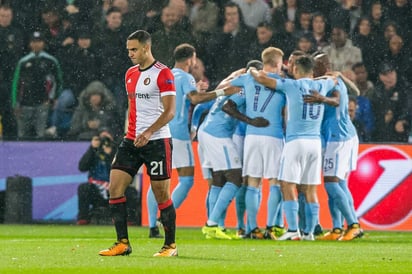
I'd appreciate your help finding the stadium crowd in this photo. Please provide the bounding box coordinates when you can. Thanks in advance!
[2,0,412,254]
[1,0,412,143]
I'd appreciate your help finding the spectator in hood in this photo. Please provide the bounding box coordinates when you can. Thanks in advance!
[67,80,122,141]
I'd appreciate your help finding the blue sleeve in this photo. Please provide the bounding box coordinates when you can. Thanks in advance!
[230,74,246,87]
[267,73,282,79]
[228,92,245,108]
[183,73,197,95]
[326,78,338,93]
[191,100,214,131]
[275,78,292,91]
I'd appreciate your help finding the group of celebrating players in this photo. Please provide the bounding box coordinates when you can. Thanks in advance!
[98,29,363,258]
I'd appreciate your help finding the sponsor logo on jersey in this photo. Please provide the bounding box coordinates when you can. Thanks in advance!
[348,146,412,228]
[136,93,150,99]
[166,79,174,84]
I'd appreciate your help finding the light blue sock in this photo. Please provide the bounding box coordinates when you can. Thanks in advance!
[171,176,194,209]
[267,185,282,227]
[209,182,239,224]
[235,185,246,229]
[325,182,357,227]
[275,201,284,228]
[339,179,358,222]
[283,200,299,231]
[297,192,306,231]
[258,187,263,208]
[147,186,158,228]
[245,186,260,232]
[205,188,211,218]
[218,208,227,228]
[328,195,342,229]
[208,185,222,217]
[304,202,320,234]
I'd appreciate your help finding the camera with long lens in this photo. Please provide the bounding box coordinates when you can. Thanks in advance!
[100,136,112,147]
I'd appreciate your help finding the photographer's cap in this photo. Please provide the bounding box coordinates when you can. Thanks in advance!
[378,62,395,75]
[77,27,92,39]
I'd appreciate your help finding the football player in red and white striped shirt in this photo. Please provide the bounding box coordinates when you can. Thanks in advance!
[99,30,178,257]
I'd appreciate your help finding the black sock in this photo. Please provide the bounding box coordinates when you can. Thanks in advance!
[159,200,176,246]
[109,196,128,242]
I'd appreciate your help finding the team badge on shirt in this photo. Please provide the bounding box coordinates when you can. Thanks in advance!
[144,77,151,85]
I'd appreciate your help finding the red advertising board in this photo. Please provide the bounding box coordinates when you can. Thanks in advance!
[141,143,412,231]
[348,144,412,231]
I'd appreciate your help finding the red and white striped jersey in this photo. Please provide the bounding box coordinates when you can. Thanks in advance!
[125,61,176,141]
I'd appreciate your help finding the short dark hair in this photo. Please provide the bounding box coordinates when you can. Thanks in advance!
[246,60,263,71]
[298,32,314,42]
[106,7,122,16]
[383,20,399,32]
[311,50,325,58]
[290,50,305,57]
[295,55,314,74]
[352,62,366,71]
[42,5,59,14]
[0,4,12,11]
[312,11,326,22]
[348,95,357,104]
[174,43,196,62]
[378,62,395,74]
[311,51,328,63]
[223,1,245,25]
[331,24,347,33]
[127,30,151,44]
[257,21,273,31]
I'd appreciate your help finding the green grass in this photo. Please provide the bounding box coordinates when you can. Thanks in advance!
[0,225,411,274]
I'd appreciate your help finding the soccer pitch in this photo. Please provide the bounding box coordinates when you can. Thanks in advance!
[0,225,411,274]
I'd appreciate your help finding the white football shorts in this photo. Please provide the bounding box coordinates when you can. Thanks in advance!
[278,138,322,185]
[196,141,212,180]
[197,130,242,172]
[232,133,245,162]
[323,135,359,179]
[243,134,284,179]
[172,138,194,169]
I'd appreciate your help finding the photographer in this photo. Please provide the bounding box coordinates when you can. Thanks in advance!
[77,129,139,225]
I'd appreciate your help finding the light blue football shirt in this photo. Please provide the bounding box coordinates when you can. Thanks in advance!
[201,92,245,138]
[169,68,197,140]
[234,120,246,137]
[276,77,336,142]
[231,73,285,139]
[321,77,357,142]
[191,99,214,134]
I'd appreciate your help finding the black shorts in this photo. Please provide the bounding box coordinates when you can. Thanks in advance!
[112,138,173,180]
